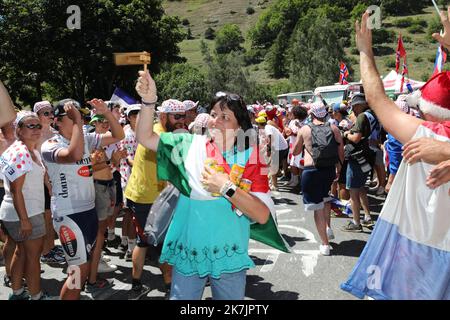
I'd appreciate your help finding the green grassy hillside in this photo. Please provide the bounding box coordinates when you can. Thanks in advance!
[163,1,446,87]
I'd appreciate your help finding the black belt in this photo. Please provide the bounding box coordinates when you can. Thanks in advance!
[94,179,115,187]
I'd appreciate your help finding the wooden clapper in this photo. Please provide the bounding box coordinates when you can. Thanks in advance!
[113,51,151,71]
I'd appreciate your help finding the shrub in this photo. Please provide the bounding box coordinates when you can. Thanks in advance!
[246,7,255,15]
[385,59,397,68]
[407,24,425,34]
[413,56,423,63]
[394,17,413,28]
[182,18,190,26]
[205,27,216,40]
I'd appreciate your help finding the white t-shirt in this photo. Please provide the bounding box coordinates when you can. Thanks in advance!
[41,133,102,217]
[0,145,45,222]
[119,127,137,189]
[264,124,288,151]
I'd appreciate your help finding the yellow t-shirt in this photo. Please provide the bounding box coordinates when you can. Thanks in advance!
[124,123,166,204]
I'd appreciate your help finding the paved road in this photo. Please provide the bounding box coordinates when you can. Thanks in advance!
[0,181,385,300]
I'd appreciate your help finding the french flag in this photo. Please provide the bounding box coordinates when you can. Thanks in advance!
[341,122,450,300]
[432,45,447,77]
[110,87,138,108]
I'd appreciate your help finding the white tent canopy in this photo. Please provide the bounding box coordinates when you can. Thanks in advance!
[383,70,425,94]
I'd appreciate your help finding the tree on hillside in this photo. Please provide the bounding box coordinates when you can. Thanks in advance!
[201,41,272,103]
[155,63,209,105]
[215,24,245,55]
[289,11,349,90]
[380,0,428,16]
[266,31,289,78]
[0,0,185,106]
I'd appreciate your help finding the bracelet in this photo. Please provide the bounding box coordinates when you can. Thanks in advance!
[142,97,158,106]
[219,180,233,197]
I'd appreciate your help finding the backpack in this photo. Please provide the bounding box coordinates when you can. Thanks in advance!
[364,111,381,141]
[307,122,339,168]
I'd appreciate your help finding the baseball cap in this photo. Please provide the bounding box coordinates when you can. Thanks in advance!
[350,93,368,107]
[125,104,141,117]
[53,99,80,117]
[89,114,106,125]
[255,116,267,124]
[182,100,199,111]
[157,99,185,113]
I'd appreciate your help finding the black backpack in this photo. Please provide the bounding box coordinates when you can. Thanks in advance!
[307,122,339,168]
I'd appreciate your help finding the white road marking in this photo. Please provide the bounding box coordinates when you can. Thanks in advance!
[260,254,279,273]
[278,225,317,243]
[278,218,305,223]
[276,209,292,215]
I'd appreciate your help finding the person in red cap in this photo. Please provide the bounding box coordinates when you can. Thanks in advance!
[341,10,450,300]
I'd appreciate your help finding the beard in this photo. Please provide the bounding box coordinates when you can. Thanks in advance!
[165,121,184,133]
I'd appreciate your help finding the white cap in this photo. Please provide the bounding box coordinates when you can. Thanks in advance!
[125,104,141,116]
[157,99,186,113]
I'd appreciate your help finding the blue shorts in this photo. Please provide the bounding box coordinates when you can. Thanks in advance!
[388,152,403,175]
[301,166,335,211]
[53,208,98,266]
[346,161,370,189]
[127,199,152,248]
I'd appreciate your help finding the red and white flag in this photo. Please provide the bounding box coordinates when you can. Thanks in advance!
[339,62,349,85]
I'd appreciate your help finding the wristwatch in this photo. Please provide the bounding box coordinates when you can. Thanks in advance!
[221,181,237,200]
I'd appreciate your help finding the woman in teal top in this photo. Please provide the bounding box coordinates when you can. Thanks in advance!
[135,70,271,300]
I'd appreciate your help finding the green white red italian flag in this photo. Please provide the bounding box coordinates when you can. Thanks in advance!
[157,133,290,253]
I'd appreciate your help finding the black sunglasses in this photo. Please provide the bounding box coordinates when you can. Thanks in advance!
[170,114,186,120]
[22,123,43,130]
[39,111,53,117]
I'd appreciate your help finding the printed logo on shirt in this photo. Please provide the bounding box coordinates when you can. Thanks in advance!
[59,173,69,198]
[76,157,92,166]
[77,165,93,177]
[59,225,77,257]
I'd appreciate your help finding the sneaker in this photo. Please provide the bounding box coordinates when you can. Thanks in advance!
[361,218,375,228]
[319,244,331,256]
[101,252,111,262]
[341,221,363,233]
[125,250,132,262]
[326,227,335,240]
[375,186,385,196]
[8,290,30,300]
[97,258,117,273]
[85,278,114,294]
[118,243,128,253]
[128,284,151,300]
[41,250,66,264]
[52,245,64,255]
[3,274,11,288]
[32,292,60,300]
[107,235,122,248]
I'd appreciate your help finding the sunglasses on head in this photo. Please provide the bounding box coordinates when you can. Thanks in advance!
[215,91,241,102]
[22,123,43,130]
[170,114,186,120]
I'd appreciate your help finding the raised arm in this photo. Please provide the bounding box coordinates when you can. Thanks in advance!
[88,99,125,146]
[0,80,16,127]
[135,70,160,151]
[355,12,423,144]
[54,103,85,163]
[432,7,450,51]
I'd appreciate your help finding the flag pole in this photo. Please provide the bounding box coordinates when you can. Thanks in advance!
[431,0,441,16]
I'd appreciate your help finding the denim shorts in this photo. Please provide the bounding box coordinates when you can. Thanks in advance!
[127,199,152,248]
[170,269,247,300]
[346,161,370,189]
